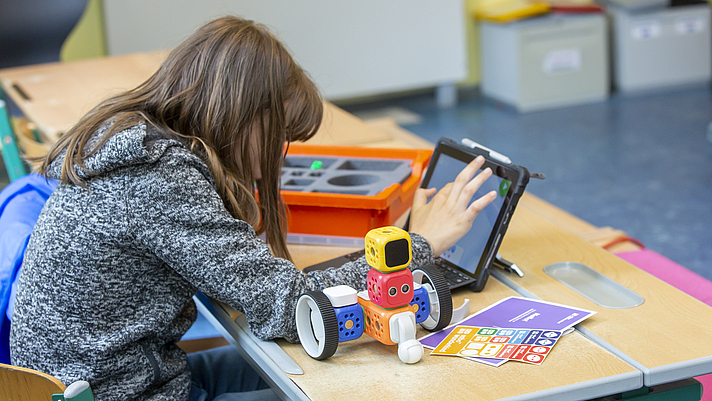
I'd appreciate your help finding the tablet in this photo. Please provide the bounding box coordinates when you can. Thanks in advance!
[412,138,530,292]
[304,137,531,293]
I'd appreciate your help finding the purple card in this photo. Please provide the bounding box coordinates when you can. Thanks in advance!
[420,297,596,366]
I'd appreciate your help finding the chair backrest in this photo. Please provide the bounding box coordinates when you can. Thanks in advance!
[0,363,66,400]
[0,0,88,69]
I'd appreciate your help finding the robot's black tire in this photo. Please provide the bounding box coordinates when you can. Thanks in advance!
[301,291,339,360]
[414,264,453,332]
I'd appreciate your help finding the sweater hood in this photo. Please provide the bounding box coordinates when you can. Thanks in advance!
[46,123,184,180]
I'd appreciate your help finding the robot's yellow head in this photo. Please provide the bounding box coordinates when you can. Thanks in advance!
[364,226,412,272]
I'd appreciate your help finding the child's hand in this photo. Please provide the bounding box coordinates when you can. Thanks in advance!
[408,156,497,257]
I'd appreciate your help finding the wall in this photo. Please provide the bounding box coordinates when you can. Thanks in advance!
[60,0,107,62]
[58,0,484,89]
[463,0,481,86]
[101,0,468,101]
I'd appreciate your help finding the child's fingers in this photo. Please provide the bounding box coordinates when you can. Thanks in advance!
[457,167,492,209]
[412,187,436,210]
[434,183,454,202]
[448,156,485,205]
[464,191,497,222]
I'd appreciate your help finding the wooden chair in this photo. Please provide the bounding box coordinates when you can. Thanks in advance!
[0,363,66,400]
[0,363,94,401]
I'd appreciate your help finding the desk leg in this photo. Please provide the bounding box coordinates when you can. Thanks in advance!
[193,292,311,401]
[0,97,27,181]
[436,83,458,109]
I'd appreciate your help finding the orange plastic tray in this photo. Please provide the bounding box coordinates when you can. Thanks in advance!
[282,144,432,238]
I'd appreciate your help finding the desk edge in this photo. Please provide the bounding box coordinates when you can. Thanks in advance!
[497,370,642,401]
[492,270,712,387]
[193,293,309,401]
[648,357,712,387]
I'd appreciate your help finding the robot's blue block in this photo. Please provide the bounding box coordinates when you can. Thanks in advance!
[411,286,430,324]
[335,303,364,343]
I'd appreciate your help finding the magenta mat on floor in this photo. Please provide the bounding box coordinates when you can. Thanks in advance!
[615,249,711,400]
[616,249,712,306]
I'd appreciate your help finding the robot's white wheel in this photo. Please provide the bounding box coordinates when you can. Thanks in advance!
[398,339,424,364]
[295,291,339,360]
[412,265,453,332]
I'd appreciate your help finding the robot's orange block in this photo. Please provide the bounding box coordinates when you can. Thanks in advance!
[358,296,414,346]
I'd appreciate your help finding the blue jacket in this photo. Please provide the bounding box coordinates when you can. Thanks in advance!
[0,173,57,364]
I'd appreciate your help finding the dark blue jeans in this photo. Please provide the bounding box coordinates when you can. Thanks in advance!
[187,346,281,401]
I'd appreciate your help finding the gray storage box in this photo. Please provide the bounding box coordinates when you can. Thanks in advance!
[480,14,610,112]
[281,156,412,196]
[608,3,711,92]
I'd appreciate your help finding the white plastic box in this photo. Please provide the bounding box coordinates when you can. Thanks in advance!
[480,14,610,112]
[608,3,712,92]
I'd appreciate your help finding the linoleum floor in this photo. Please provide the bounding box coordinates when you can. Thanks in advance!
[342,86,712,281]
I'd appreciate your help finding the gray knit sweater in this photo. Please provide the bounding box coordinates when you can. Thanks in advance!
[9,123,435,401]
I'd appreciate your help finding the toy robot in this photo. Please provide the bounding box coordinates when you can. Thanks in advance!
[295,226,455,364]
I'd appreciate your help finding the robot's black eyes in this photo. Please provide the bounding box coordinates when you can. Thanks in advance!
[388,287,397,296]
[401,284,410,293]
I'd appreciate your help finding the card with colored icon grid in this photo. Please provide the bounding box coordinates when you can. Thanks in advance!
[430,326,562,365]
[420,296,594,366]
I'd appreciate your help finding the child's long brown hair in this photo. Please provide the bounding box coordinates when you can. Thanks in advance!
[36,16,323,260]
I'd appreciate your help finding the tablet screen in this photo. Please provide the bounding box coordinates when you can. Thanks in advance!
[425,152,512,276]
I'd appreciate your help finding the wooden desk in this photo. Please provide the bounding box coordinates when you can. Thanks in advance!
[277,202,712,400]
[275,268,639,401]
[498,207,712,387]
[0,52,424,149]
[2,52,709,400]
[0,52,168,142]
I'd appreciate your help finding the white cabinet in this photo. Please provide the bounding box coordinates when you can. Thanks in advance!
[102,0,467,102]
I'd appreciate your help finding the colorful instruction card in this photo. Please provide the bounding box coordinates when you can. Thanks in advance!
[420,297,595,366]
[430,326,563,365]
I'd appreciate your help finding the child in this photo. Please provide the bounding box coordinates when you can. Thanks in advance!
[10,16,496,401]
